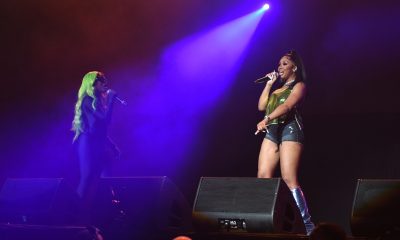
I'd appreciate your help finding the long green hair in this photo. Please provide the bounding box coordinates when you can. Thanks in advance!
[72,71,102,142]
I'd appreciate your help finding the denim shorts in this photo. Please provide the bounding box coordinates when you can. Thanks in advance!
[264,119,304,144]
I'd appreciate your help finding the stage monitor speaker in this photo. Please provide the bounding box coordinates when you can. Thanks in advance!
[192,177,306,234]
[351,179,400,238]
[0,178,79,225]
[91,176,192,240]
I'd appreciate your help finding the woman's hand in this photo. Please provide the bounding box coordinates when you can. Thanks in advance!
[265,70,279,87]
[106,89,117,99]
[255,117,269,135]
[257,118,268,131]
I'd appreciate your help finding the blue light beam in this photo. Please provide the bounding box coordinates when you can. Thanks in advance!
[115,8,267,176]
[160,9,266,107]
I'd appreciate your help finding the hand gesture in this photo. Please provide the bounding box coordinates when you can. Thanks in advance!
[106,89,117,99]
[255,117,269,135]
[265,70,279,86]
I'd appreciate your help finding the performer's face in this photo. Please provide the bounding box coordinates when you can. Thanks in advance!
[94,76,108,94]
[278,56,296,80]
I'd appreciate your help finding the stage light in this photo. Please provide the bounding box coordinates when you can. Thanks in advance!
[262,3,270,11]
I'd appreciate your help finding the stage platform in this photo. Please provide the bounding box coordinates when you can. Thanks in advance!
[186,232,368,240]
[0,223,370,240]
[0,223,99,240]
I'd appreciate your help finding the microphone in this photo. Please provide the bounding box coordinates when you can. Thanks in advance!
[254,71,279,84]
[115,96,127,106]
[255,128,268,135]
[107,89,127,106]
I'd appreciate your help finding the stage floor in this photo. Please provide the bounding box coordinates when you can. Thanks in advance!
[186,232,368,240]
[0,223,369,240]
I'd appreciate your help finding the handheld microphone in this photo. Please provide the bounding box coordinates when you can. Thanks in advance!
[254,129,268,135]
[107,89,127,106]
[254,71,279,84]
[115,96,127,106]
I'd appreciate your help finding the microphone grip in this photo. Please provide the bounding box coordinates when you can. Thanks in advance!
[254,76,271,84]
[254,128,269,135]
[254,71,279,84]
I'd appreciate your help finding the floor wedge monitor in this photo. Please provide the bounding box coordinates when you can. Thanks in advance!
[192,177,306,234]
[0,178,79,225]
[351,179,400,238]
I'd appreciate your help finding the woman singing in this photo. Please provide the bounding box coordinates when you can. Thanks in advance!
[72,71,119,222]
[256,50,315,234]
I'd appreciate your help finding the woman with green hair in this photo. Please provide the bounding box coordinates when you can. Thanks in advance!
[72,71,119,221]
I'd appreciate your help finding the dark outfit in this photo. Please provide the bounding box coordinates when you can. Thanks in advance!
[76,95,114,202]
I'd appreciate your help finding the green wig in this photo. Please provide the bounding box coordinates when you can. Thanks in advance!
[72,71,102,142]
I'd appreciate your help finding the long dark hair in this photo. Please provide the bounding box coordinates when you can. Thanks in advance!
[285,50,306,85]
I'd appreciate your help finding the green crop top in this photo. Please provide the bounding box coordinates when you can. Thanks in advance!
[265,83,303,128]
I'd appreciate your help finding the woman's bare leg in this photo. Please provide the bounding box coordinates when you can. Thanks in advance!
[257,138,280,178]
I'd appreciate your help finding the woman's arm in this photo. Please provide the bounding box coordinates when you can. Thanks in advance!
[258,71,279,111]
[258,83,273,111]
[107,136,121,160]
[267,82,306,121]
[82,95,115,120]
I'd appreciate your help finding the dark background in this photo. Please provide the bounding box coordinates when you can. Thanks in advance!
[1,0,400,234]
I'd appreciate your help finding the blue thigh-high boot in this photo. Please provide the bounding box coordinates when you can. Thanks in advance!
[291,187,315,235]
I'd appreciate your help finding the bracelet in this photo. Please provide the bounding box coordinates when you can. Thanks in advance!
[264,115,270,121]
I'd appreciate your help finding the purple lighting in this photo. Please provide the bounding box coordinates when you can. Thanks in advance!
[110,9,266,176]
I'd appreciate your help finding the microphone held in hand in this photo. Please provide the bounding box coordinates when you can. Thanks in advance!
[254,129,268,135]
[107,89,127,106]
[254,75,272,84]
[254,71,279,84]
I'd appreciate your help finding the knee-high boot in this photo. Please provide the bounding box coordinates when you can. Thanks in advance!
[291,187,315,235]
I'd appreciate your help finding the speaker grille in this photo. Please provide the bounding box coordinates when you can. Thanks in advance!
[351,179,400,237]
[0,178,61,214]
[0,178,78,225]
[193,177,306,234]
[352,179,400,218]
[194,178,278,213]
